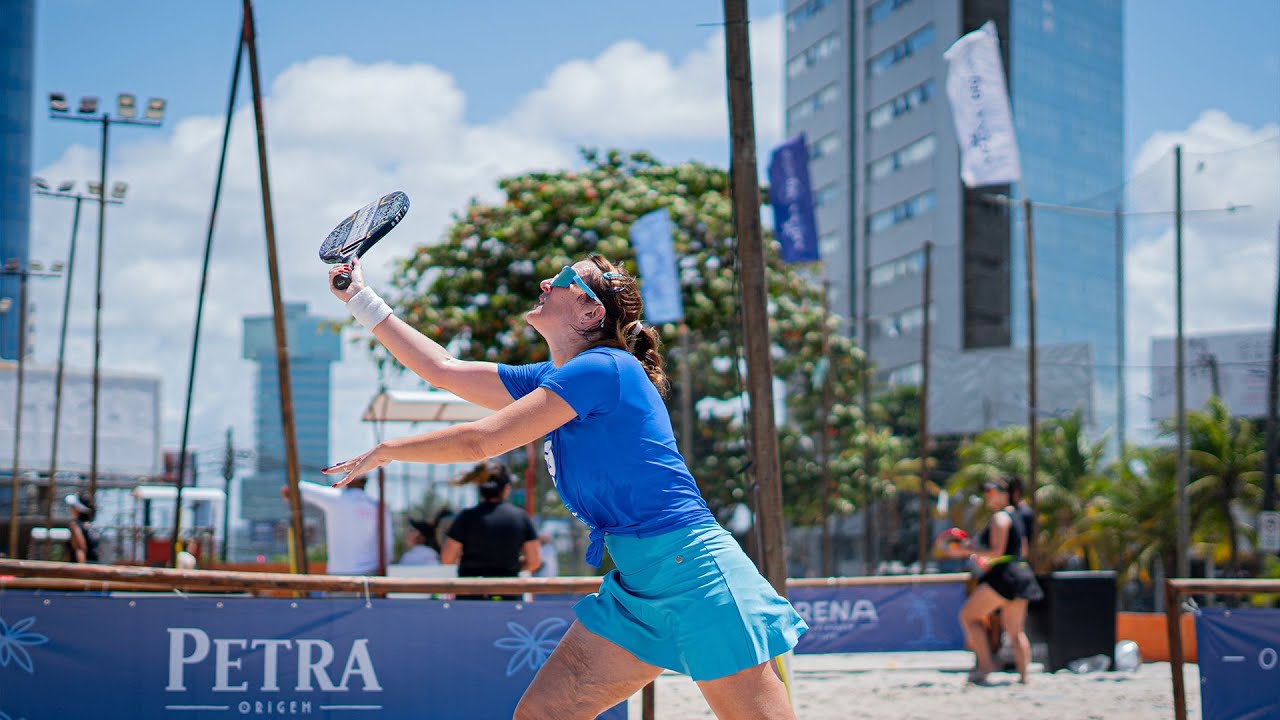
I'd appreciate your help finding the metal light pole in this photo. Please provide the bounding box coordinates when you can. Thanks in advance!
[49,92,164,501]
[30,179,123,558]
[2,259,63,557]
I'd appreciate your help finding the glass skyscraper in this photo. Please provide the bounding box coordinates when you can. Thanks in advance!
[1,0,35,360]
[784,0,1124,442]
[240,303,342,556]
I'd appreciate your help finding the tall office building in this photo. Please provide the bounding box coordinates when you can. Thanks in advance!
[240,303,341,556]
[785,0,1123,438]
[1,0,36,360]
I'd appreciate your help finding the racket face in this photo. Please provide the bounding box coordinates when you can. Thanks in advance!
[318,191,410,264]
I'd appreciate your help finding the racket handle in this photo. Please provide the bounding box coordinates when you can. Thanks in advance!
[333,271,352,290]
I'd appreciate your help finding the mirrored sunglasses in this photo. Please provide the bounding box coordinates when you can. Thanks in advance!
[550,266,603,305]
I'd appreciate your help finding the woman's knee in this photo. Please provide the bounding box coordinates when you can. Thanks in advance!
[514,690,569,720]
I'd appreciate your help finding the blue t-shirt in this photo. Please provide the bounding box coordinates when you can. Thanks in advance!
[498,346,714,566]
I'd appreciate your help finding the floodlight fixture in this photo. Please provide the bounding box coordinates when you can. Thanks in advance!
[110,182,128,200]
[28,261,43,272]
[56,180,75,193]
[0,298,10,313]
[145,97,166,121]
[88,181,103,197]
[51,262,66,273]
[32,177,50,191]
[49,92,69,113]
[117,93,137,119]
[78,96,99,115]
[4,259,19,272]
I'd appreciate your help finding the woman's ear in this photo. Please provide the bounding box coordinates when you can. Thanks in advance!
[578,303,606,330]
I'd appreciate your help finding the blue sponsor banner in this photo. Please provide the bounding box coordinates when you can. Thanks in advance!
[628,208,684,325]
[791,583,966,654]
[1196,607,1280,720]
[767,135,821,265]
[0,593,624,720]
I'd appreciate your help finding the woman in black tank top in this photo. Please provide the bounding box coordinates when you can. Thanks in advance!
[942,476,1042,685]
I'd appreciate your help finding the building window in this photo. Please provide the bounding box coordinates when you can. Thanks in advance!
[867,134,937,181]
[787,33,841,78]
[808,133,841,161]
[819,230,840,255]
[867,191,936,234]
[787,0,832,33]
[886,362,923,386]
[867,0,913,26]
[869,248,925,288]
[814,183,840,208]
[868,24,935,76]
[873,305,935,340]
[867,79,934,130]
[786,83,840,126]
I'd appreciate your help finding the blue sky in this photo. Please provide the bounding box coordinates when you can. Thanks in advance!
[34,1,1279,171]
[21,0,1280,494]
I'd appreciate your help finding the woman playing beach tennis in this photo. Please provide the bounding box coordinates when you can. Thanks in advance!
[944,476,1042,685]
[324,254,806,719]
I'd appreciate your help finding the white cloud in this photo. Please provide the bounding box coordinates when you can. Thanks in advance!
[1124,110,1280,434]
[24,17,785,492]
[508,15,783,147]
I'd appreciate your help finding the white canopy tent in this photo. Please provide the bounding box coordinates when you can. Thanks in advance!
[362,388,537,518]
[362,389,494,424]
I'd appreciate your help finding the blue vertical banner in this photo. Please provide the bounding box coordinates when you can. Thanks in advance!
[767,135,821,264]
[1195,607,1280,720]
[629,208,684,324]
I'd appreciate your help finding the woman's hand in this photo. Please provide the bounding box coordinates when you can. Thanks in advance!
[328,257,368,302]
[323,443,390,487]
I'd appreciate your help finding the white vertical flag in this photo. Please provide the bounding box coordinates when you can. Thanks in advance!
[943,21,1022,187]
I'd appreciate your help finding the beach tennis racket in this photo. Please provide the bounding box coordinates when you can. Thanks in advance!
[319,191,410,290]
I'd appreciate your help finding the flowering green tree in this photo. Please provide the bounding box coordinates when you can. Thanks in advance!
[379,149,871,521]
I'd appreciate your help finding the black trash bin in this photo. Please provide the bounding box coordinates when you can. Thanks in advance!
[1025,570,1117,672]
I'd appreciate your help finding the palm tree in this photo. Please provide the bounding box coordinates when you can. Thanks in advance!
[1178,397,1264,576]
[1086,447,1178,586]
[1037,410,1110,572]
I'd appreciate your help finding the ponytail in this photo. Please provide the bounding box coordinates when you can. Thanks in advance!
[626,322,669,398]
[582,255,672,397]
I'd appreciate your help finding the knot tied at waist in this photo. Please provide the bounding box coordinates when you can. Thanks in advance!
[584,526,607,568]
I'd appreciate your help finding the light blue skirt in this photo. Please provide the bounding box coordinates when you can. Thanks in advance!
[574,522,807,681]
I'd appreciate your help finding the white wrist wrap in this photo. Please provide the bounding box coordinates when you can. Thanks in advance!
[346,287,393,331]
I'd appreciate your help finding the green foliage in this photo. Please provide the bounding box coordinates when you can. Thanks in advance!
[1086,446,1177,585]
[381,149,868,520]
[1174,396,1264,574]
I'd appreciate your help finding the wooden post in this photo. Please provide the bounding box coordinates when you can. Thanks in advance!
[722,0,788,595]
[917,242,933,572]
[1164,579,1186,720]
[1022,199,1039,539]
[819,282,835,577]
[243,0,308,573]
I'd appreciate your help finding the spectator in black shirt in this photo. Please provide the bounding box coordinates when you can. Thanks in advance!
[64,492,99,563]
[441,462,540,599]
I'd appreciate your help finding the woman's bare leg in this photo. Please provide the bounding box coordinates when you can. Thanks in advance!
[514,622,661,720]
[1000,599,1032,683]
[697,657,796,720]
[960,584,1005,680]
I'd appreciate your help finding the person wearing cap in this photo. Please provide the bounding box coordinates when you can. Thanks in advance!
[325,255,805,719]
[64,492,99,563]
[281,474,392,576]
[943,476,1043,685]
[440,462,540,599]
[398,511,447,566]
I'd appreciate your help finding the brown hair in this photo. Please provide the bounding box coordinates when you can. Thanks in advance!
[577,254,670,397]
